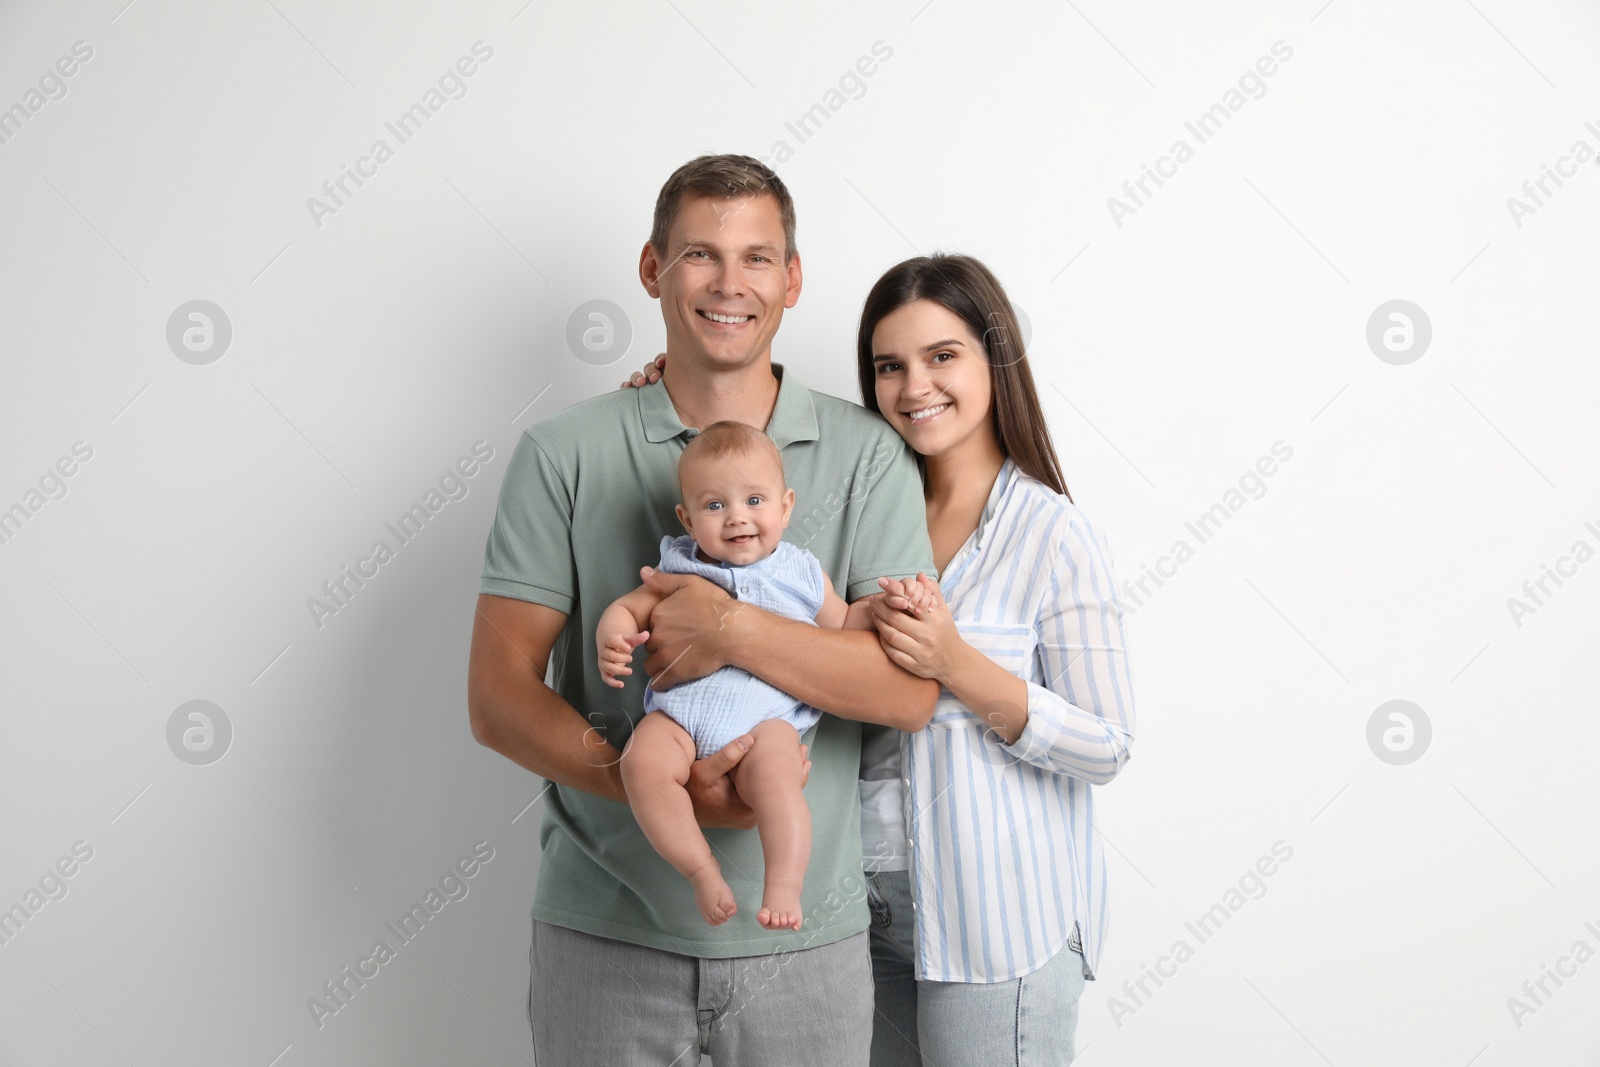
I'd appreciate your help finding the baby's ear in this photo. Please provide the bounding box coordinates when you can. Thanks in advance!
[674,503,691,532]
[779,487,796,527]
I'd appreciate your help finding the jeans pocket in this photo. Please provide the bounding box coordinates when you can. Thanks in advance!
[865,872,893,929]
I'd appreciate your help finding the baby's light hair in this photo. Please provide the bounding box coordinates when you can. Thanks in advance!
[678,420,784,497]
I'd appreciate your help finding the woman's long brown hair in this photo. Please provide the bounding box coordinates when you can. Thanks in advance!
[856,253,1072,502]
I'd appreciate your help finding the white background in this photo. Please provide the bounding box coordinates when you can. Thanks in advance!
[2,0,1597,1064]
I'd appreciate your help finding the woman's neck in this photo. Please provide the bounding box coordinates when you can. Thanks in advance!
[923,429,1006,513]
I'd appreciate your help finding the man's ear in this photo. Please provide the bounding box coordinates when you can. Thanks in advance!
[779,487,795,528]
[783,250,803,310]
[640,241,664,298]
[675,503,692,532]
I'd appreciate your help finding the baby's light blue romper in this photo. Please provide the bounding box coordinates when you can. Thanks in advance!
[642,533,826,759]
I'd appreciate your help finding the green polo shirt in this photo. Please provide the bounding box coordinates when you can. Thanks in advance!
[479,362,935,957]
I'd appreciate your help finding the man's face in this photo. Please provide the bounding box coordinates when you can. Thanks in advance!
[641,193,802,372]
[674,447,795,566]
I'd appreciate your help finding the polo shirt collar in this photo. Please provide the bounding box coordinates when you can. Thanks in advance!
[637,361,820,448]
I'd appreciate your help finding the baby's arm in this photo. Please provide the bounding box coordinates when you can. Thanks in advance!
[597,584,667,688]
[819,579,934,630]
[815,579,874,631]
[844,573,937,628]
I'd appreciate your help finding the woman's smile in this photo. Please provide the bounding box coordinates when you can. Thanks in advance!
[905,401,951,424]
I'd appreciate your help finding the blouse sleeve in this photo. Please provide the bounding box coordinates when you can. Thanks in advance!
[999,509,1136,785]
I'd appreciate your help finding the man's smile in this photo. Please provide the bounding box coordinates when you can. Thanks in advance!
[697,309,755,328]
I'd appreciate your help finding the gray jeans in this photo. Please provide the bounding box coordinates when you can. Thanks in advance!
[528,918,874,1066]
[867,868,1086,1067]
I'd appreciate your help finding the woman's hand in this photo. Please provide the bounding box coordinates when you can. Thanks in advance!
[870,573,963,682]
[619,353,666,389]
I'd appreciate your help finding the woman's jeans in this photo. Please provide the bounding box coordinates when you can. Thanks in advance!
[866,867,1086,1067]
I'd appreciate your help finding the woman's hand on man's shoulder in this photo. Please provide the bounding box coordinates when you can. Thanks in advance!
[618,353,666,389]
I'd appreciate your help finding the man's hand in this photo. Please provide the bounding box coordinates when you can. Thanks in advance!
[685,732,812,830]
[638,566,746,690]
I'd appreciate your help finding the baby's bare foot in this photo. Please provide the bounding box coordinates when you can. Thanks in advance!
[690,869,738,926]
[757,889,803,931]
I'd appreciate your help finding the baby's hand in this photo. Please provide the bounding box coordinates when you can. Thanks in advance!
[903,576,939,615]
[878,573,939,616]
[598,630,649,688]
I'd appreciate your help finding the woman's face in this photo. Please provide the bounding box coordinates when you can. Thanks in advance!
[870,299,994,459]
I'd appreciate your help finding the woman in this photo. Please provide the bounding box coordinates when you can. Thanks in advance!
[623,253,1136,1066]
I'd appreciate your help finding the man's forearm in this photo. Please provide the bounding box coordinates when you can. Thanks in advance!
[470,666,628,804]
[728,610,938,730]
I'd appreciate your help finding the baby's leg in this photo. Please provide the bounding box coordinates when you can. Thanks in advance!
[620,711,737,926]
[730,719,811,931]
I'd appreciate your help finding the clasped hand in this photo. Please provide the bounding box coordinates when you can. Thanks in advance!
[870,572,961,684]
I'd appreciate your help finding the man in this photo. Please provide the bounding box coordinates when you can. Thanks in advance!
[467,154,938,1066]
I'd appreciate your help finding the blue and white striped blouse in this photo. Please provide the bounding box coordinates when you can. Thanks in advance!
[867,456,1137,983]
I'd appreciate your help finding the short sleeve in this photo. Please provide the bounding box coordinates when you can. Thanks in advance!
[844,435,937,601]
[478,430,577,613]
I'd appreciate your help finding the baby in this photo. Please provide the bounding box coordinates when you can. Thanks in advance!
[597,420,932,931]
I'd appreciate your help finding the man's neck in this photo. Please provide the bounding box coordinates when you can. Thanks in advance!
[658,354,782,433]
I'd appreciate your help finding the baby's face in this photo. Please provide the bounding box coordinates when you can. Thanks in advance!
[675,448,794,566]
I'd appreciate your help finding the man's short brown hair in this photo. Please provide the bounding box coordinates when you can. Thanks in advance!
[651,154,798,264]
